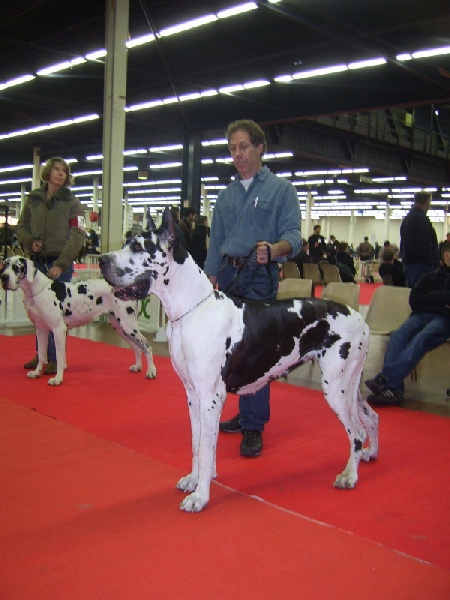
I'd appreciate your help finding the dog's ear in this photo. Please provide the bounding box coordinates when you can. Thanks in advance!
[26,259,34,283]
[145,207,157,231]
[160,206,175,241]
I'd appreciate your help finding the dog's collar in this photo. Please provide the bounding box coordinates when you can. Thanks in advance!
[170,291,214,323]
[28,282,49,298]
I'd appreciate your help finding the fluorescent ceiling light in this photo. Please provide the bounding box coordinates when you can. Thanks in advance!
[86,49,107,60]
[0,164,32,173]
[0,114,99,140]
[292,65,348,79]
[243,79,270,89]
[0,74,35,91]
[411,46,450,59]
[37,57,86,76]
[149,144,183,152]
[219,83,244,93]
[127,34,155,48]
[218,3,257,19]
[160,14,217,37]
[126,100,164,112]
[348,57,386,69]
[149,162,182,169]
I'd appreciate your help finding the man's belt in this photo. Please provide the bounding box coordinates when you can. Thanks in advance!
[225,256,246,266]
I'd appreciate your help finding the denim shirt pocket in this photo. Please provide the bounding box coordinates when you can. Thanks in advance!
[253,198,272,234]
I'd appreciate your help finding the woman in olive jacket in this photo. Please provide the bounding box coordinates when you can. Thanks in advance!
[16,156,86,372]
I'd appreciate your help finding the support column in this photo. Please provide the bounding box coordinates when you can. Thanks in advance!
[32,147,41,190]
[20,184,27,213]
[101,0,129,253]
[181,132,201,213]
[305,190,313,243]
[349,211,356,248]
[92,176,100,232]
[385,200,391,242]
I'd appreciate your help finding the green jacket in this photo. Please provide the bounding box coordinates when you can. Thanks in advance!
[16,184,86,271]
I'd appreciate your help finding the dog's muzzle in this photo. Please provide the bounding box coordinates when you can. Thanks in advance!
[113,278,150,301]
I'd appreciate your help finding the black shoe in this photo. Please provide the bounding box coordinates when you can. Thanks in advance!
[240,430,263,457]
[365,374,388,395]
[219,413,241,433]
[44,361,57,375]
[367,388,404,406]
[24,356,39,369]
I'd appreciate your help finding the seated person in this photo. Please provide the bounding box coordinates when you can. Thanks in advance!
[378,248,406,287]
[335,242,357,282]
[365,241,450,406]
[288,239,310,277]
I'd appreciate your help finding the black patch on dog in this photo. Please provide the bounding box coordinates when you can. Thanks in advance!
[65,309,72,317]
[126,306,134,314]
[339,341,351,359]
[96,297,103,305]
[221,298,344,393]
[77,284,88,295]
[51,281,68,303]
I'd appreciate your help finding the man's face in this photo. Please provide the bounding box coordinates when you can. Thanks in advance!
[228,130,263,179]
[315,227,321,235]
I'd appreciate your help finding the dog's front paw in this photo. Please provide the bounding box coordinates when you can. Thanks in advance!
[27,369,41,379]
[179,492,208,513]
[48,376,63,386]
[333,471,358,489]
[361,446,378,462]
[145,365,157,379]
[129,364,142,373]
[176,473,198,493]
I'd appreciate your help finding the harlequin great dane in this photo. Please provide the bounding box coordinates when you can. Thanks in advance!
[99,208,378,512]
[0,256,156,386]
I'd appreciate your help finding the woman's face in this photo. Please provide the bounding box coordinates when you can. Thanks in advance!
[48,161,67,188]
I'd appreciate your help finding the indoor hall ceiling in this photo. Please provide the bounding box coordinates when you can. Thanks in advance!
[1,0,450,208]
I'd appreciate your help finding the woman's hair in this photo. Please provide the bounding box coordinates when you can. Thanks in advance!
[41,157,73,186]
[226,119,267,154]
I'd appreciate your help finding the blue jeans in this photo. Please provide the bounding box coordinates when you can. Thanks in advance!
[217,257,279,431]
[34,257,74,362]
[403,263,432,288]
[381,312,450,392]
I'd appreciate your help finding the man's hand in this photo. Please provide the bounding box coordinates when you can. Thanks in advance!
[256,240,292,264]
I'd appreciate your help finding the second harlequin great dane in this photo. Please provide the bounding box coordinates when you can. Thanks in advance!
[99,208,379,512]
[0,256,157,386]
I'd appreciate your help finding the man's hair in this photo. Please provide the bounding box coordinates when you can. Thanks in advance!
[313,225,321,232]
[364,236,369,241]
[183,207,197,217]
[414,191,432,205]
[226,119,267,153]
[337,242,348,252]
[441,240,450,259]
[383,249,394,262]
[41,156,73,186]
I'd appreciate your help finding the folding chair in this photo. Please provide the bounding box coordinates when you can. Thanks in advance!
[321,282,360,311]
[321,263,342,285]
[281,262,300,279]
[277,278,313,300]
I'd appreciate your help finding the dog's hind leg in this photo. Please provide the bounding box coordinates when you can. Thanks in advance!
[108,313,157,379]
[322,362,367,489]
[357,391,379,462]
[48,325,67,386]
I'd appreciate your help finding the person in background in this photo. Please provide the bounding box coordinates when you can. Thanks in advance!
[325,234,338,263]
[378,248,406,287]
[365,241,450,405]
[308,225,326,264]
[179,207,197,253]
[288,238,310,277]
[204,119,301,458]
[400,191,438,287]
[335,241,357,282]
[16,157,86,374]
[357,236,374,262]
[190,215,210,269]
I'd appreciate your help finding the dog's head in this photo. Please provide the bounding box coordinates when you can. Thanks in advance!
[99,207,187,301]
[0,256,34,290]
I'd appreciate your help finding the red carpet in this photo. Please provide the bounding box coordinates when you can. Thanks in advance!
[1,334,449,575]
[3,399,449,600]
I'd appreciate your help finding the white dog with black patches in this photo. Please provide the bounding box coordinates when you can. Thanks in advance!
[99,208,378,512]
[0,256,156,386]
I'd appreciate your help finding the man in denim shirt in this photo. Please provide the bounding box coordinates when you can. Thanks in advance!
[204,119,301,457]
